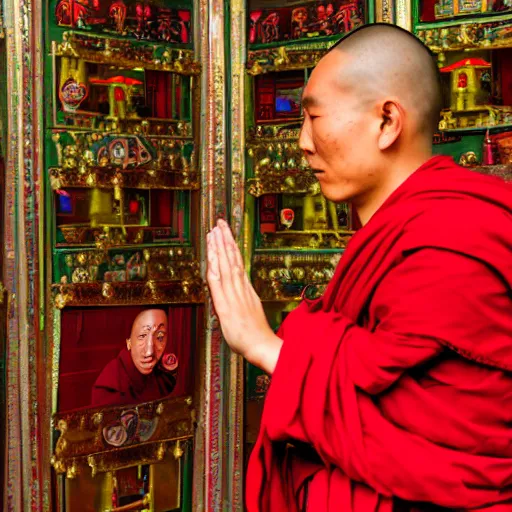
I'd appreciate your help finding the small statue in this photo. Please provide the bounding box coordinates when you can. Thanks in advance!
[126,252,147,281]
[76,13,86,29]
[458,151,479,166]
[109,0,127,34]
[291,7,308,39]
[255,374,271,394]
[438,110,457,130]
[261,13,280,43]
[249,11,262,43]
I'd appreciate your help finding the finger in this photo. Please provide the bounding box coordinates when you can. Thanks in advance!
[213,226,237,291]
[217,219,249,297]
[216,223,249,302]
[217,221,261,308]
[218,219,245,269]
[206,231,221,281]
[206,232,229,316]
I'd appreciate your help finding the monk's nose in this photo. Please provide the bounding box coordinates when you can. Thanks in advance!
[298,118,315,156]
[144,336,155,358]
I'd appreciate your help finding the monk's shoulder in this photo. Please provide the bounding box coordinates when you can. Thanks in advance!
[93,357,123,390]
[402,188,512,243]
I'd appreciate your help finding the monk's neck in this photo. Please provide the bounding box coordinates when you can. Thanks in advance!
[355,151,433,226]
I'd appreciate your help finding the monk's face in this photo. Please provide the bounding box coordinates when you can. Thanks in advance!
[299,51,383,203]
[128,310,168,375]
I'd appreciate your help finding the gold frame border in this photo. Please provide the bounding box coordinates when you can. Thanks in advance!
[3,0,48,509]
[394,0,412,30]
[375,0,395,23]
[228,0,247,509]
[193,0,229,509]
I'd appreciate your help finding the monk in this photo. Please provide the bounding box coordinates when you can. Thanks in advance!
[92,308,179,407]
[206,24,512,512]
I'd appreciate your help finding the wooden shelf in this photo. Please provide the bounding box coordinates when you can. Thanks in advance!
[52,279,204,308]
[53,33,199,75]
[440,123,512,135]
[49,166,199,190]
[248,34,341,52]
[415,17,512,53]
[416,12,512,30]
[470,164,512,180]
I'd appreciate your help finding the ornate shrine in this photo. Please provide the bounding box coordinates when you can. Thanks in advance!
[0,0,510,510]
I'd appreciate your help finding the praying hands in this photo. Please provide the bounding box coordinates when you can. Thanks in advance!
[206,219,283,374]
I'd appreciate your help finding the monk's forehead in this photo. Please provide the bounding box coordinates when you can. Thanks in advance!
[133,310,167,330]
[303,51,356,104]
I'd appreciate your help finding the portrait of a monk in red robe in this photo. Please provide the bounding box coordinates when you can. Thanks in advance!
[207,24,512,512]
[92,308,179,407]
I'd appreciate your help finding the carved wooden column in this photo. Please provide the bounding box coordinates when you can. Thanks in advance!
[194,0,231,509]
[2,0,48,510]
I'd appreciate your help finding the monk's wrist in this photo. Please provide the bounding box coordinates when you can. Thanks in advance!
[244,334,283,375]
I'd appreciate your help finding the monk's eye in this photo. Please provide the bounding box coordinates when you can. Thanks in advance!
[156,332,165,342]
[138,333,148,340]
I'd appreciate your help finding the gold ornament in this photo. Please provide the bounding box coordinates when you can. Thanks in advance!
[102,282,114,299]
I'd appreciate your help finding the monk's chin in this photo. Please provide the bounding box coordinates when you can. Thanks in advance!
[138,364,154,375]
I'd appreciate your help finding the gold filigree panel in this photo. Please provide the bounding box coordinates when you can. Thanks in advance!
[52,396,194,476]
[252,252,345,302]
[54,33,200,74]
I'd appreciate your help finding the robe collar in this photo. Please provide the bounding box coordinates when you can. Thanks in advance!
[118,346,149,394]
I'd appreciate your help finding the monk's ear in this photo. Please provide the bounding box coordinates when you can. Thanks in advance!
[126,338,131,350]
[377,100,403,151]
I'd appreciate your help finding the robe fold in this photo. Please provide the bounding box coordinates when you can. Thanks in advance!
[92,348,177,407]
[247,156,512,512]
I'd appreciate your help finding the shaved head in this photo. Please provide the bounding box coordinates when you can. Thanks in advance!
[299,24,441,222]
[329,24,442,138]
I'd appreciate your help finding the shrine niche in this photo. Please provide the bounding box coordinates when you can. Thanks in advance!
[42,0,204,509]
[46,20,202,309]
[53,57,195,131]
[418,0,512,21]
[54,0,192,44]
[49,303,198,510]
[414,0,512,169]
[54,306,196,412]
[248,0,365,44]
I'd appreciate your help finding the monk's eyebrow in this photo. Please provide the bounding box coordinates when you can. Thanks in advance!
[301,95,321,110]
[156,323,166,330]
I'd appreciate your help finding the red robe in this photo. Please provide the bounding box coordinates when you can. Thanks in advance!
[91,348,177,407]
[247,156,512,511]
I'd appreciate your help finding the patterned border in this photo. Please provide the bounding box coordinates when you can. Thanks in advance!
[51,396,194,474]
[395,0,412,30]
[228,0,246,509]
[3,0,47,510]
[375,0,395,23]
[416,19,512,53]
[54,33,201,75]
[247,39,340,75]
[193,0,229,509]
